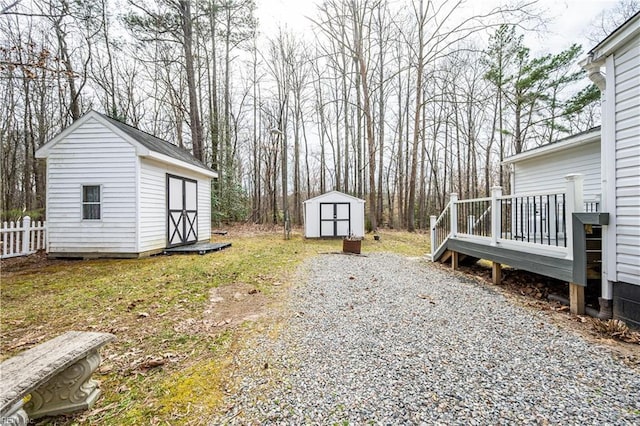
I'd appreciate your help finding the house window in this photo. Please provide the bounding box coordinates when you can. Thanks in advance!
[82,185,101,220]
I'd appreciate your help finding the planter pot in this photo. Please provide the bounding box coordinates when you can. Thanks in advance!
[343,239,362,254]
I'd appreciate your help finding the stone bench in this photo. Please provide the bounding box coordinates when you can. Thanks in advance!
[0,331,115,426]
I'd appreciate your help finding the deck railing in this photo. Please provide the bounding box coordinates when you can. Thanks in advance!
[430,201,452,258]
[455,197,492,239]
[1,216,47,259]
[430,174,588,260]
[584,200,600,213]
[499,192,567,247]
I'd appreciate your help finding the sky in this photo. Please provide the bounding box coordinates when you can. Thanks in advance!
[255,0,624,54]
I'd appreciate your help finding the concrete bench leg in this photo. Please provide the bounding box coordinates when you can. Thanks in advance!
[24,350,103,419]
[1,400,29,426]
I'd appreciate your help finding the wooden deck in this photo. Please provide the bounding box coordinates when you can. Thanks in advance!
[429,181,609,316]
[443,238,573,282]
[164,242,231,255]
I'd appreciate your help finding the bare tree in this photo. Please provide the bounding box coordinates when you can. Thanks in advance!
[586,0,640,44]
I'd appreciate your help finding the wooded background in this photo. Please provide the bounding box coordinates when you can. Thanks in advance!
[1,0,637,230]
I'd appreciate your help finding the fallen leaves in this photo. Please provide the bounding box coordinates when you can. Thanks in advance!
[132,353,182,373]
[127,299,144,311]
[6,335,46,351]
[590,318,640,344]
[214,318,232,327]
[418,294,436,305]
[137,358,165,371]
[519,287,544,299]
[98,363,114,374]
[84,402,119,418]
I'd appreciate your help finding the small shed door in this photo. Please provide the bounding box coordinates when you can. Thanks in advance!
[167,174,198,247]
[320,202,350,237]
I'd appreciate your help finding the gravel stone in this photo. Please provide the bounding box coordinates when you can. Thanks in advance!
[211,253,640,425]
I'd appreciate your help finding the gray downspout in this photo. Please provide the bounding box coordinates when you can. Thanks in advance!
[583,56,612,320]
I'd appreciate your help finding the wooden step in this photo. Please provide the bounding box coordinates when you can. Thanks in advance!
[585,225,602,237]
[439,250,452,263]
[437,250,478,266]
[586,251,601,263]
[586,239,602,250]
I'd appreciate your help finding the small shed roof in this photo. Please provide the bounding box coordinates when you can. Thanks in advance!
[36,110,217,178]
[303,190,365,204]
[503,127,600,165]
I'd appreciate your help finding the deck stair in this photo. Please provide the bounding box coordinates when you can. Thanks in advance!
[585,225,603,303]
[437,250,478,266]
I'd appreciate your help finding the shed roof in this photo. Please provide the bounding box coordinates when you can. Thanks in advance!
[503,127,601,165]
[36,110,217,178]
[303,190,366,204]
[99,112,212,172]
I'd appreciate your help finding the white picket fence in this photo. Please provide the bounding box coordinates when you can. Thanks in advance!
[1,216,47,259]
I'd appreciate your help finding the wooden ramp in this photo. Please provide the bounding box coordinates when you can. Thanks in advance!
[164,242,231,255]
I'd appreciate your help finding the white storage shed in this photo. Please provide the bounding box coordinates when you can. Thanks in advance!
[35,110,217,258]
[303,191,365,238]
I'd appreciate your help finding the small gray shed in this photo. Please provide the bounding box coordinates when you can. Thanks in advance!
[36,110,217,258]
[303,191,365,238]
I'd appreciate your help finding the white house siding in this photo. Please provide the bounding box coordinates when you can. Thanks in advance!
[138,158,211,252]
[614,38,640,286]
[46,117,137,253]
[512,140,601,201]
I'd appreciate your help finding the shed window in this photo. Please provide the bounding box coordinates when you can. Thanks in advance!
[82,185,101,220]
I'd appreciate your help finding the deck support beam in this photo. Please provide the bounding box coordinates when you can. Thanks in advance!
[447,239,573,283]
[569,282,585,315]
[492,262,502,284]
[451,251,459,271]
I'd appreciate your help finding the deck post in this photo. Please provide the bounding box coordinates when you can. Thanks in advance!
[569,282,585,315]
[430,215,437,258]
[492,261,502,284]
[450,193,458,237]
[490,186,502,246]
[564,174,584,260]
[451,251,459,270]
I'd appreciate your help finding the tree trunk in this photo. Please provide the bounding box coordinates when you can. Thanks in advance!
[407,6,424,232]
[180,0,203,161]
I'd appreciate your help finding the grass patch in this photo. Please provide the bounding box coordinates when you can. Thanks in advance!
[0,226,429,424]
[157,357,228,421]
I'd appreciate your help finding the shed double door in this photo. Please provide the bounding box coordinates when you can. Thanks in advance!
[167,174,198,247]
[320,202,350,237]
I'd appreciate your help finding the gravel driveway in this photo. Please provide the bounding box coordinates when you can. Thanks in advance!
[212,253,640,425]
